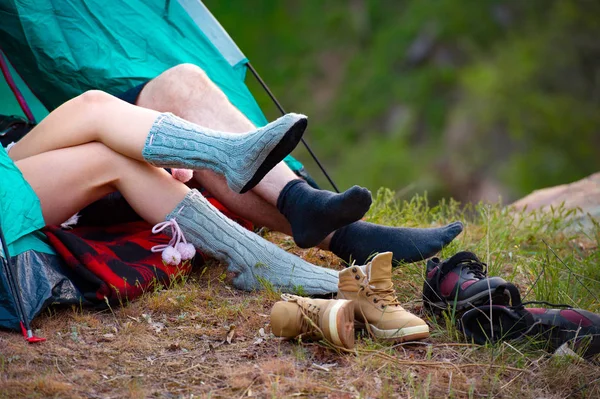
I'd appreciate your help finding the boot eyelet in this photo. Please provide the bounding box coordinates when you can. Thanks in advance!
[354,275,360,280]
[373,299,377,303]
[351,267,357,273]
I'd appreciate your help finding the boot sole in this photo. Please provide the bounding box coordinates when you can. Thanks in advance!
[357,322,430,342]
[240,118,307,194]
[425,289,510,316]
[327,299,355,349]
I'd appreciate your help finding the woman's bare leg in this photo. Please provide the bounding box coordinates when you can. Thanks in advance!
[10,91,158,162]
[10,90,306,195]
[16,142,188,226]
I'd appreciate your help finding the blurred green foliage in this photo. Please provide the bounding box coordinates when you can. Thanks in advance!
[206,0,600,202]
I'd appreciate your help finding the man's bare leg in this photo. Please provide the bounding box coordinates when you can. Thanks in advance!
[135,64,464,262]
[137,64,297,202]
[137,64,323,242]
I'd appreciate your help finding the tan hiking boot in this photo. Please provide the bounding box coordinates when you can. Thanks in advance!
[338,252,430,342]
[270,294,355,349]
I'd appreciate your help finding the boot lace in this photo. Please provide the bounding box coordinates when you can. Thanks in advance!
[457,259,487,279]
[281,294,322,336]
[359,280,401,309]
[356,277,402,341]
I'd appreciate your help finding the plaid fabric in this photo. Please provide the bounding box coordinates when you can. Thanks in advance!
[43,195,252,306]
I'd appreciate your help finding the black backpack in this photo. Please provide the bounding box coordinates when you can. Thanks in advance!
[0,115,35,147]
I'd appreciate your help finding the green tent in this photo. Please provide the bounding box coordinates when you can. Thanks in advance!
[0,0,310,168]
[0,0,319,333]
[1,0,261,122]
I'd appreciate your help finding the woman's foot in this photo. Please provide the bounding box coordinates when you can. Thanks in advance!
[142,113,307,193]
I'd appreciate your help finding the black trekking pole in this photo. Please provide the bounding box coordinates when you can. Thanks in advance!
[0,213,45,343]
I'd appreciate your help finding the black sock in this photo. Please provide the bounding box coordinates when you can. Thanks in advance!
[329,220,464,265]
[276,179,372,248]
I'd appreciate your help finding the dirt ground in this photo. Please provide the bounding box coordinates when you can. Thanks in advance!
[1,233,599,398]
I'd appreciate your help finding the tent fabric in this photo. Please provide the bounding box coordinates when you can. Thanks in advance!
[0,51,48,122]
[0,0,267,127]
[176,0,246,69]
[0,146,49,257]
[0,250,81,331]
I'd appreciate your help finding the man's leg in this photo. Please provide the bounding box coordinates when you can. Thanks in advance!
[137,64,372,249]
[136,64,300,204]
[135,64,463,263]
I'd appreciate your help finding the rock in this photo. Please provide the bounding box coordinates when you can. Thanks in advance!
[511,172,600,233]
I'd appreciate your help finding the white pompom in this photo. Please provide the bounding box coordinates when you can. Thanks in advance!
[172,168,194,183]
[162,246,182,265]
[176,242,196,260]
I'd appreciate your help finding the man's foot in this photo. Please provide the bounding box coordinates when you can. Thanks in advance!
[277,179,372,248]
[330,221,464,265]
[338,252,430,342]
[270,294,355,349]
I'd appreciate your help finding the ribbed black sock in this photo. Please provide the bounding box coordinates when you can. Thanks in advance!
[329,220,464,265]
[276,179,372,248]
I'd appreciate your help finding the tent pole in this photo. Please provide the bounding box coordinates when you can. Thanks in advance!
[0,214,45,343]
[246,62,339,193]
[0,49,36,123]
[0,218,31,335]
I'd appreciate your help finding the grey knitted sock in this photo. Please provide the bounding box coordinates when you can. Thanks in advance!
[142,112,307,193]
[168,189,339,295]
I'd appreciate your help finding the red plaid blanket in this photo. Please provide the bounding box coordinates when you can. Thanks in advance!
[43,196,252,306]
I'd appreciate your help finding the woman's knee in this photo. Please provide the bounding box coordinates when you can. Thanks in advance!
[75,90,116,107]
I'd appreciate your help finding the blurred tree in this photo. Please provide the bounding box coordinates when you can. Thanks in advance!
[205,0,600,203]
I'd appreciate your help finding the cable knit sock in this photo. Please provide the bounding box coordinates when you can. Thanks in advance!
[168,189,339,295]
[142,112,307,193]
[276,179,372,248]
[330,221,464,265]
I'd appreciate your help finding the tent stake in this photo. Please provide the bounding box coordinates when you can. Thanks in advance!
[247,62,339,193]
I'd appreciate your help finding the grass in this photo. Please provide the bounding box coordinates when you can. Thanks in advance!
[1,189,599,398]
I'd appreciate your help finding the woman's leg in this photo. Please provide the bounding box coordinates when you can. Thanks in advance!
[17,143,338,294]
[10,91,307,194]
[16,142,188,226]
[10,91,158,162]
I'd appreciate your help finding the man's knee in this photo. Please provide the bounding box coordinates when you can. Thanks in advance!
[168,63,209,81]
[153,63,212,92]
[138,63,219,111]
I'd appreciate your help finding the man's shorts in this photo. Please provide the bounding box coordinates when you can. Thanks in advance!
[114,81,149,105]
